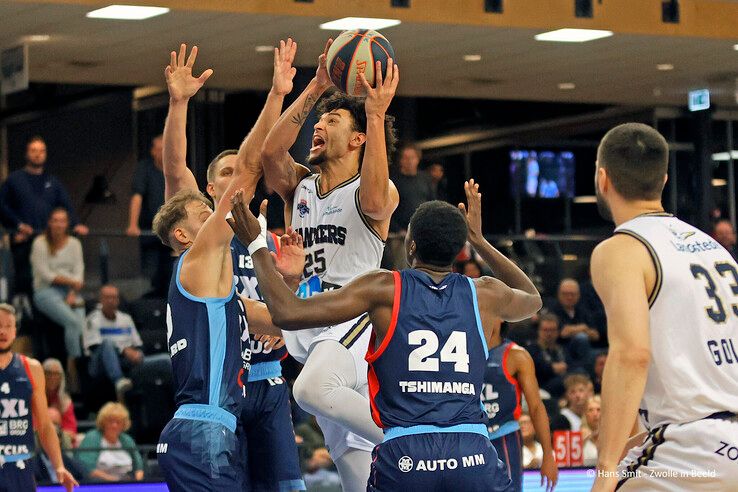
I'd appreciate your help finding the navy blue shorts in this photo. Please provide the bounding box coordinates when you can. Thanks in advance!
[158,418,242,491]
[0,459,35,492]
[491,430,523,492]
[239,377,305,492]
[368,432,513,492]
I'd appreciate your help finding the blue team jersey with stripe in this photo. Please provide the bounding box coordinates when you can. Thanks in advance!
[483,339,522,439]
[0,354,35,460]
[366,269,489,429]
[230,234,287,377]
[167,250,249,417]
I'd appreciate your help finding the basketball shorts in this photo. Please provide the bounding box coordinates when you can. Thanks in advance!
[491,429,523,492]
[239,377,306,492]
[0,458,35,492]
[368,428,513,492]
[616,412,738,491]
[158,412,242,491]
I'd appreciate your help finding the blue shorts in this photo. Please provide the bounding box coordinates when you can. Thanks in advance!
[239,377,305,492]
[158,417,242,491]
[0,458,35,492]
[491,430,523,492]
[368,431,513,492]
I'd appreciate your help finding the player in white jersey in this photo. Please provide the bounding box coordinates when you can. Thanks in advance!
[590,123,738,491]
[261,39,400,491]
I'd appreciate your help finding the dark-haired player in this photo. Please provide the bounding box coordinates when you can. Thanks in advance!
[260,40,399,490]
[227,180,542,491]
[590,123,738,491]
[0,303,78,492]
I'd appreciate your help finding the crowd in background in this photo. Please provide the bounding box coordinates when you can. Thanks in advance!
[2,133,738,483]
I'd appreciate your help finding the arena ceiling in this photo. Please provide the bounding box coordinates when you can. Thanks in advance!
[1,0,737,107]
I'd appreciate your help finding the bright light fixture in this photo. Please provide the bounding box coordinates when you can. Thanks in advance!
[734,44,738,51]
[463,54,482,62]
[86,5,170,20]
[319,17,401,30]
[23,34,50,42]
[712,151,738,161]
[558,82,576,90]
[535,28,613,43]
[712,179,728,187]
[573,195,597,204]
[657,63,674,71]
[255,45,274,53]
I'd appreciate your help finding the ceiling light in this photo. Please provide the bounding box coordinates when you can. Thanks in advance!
[463,54,482,62]
[558,82,576,90]
[573,195,597,204]
[319,17,401,30]
[712,151,738,161]
[712,179,727,187]
[535,28,613,43]
[86,5,170,20]
[255,45,274,53]
[657,63,674,71]
[23,35,50,42]
[734,44,738,51]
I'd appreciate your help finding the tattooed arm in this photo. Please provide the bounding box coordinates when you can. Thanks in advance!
[261,39,333,203]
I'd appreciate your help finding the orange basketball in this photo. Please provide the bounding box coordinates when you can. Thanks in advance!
[325,29,395,96]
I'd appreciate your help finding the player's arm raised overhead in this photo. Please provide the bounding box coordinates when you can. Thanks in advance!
[590,235,652,491]
[261,39,333,201]
[162,44,213,200]
[357,60,400,222]
[459,179,542,321]
[228,193,394,329]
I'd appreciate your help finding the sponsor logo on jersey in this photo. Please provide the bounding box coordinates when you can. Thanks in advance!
[0,398,29,418]
[398,456,413,473]
[297,199,310,218]
[0,444,29,456]
[397,454,486,472]
[296,225,347,248]
[156,443,168,454]
[323,205,343,216]
[666,224,720,253]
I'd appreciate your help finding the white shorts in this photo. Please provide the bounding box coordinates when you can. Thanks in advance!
[617,414,738,491]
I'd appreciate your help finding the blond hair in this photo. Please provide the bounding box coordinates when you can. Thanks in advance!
[42,358,72,412]
[0,303,16,316]
[152,189,211,249]
[96,402,132,432]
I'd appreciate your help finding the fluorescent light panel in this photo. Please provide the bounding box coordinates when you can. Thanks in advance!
[535,28,613,42]
[86,5,170,20]
[464,54,482,61]
[24,34,50,42]
[319,17,401,30]
[255,45,274,53]
[712,151,738,161]
[656,63,674,71]
[712,179,728,187]
[558,82,576,90]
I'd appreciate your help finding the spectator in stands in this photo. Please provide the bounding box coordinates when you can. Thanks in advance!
[550,278,598,371]
[579,278,608,349]
[0,136,88,299]
[520,413,544,469]
[76,402,144,482]
[558,374,593,431]
[126,135,171,296]
[713,219,737,259]
[426,162,448,202]
[526,314,567,398]
[31,207,85,390]
[84,285,144,402]
[592,352,607,394]
[456,259,483,278]
[43,358,78,444]
[581,395,601,467]
[390,142,436,234]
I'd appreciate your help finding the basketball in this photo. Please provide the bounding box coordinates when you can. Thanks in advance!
[326,29,395,96]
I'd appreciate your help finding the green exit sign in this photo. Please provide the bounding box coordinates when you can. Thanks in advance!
[689,89,710,111]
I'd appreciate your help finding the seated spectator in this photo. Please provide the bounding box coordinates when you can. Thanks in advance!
[76,402,144,482]
[558,374,593,431]
[520,413,544,469]
[30,207,85,389]
[550,279,598,371]
[593,352,607,394]
[581,395,601,467]
[713,219,737,259]
[456,259,483,278]
[42,358,78,444]
[579,278,607,349]
[84,285,144,401]
[33,407,89,484]
[526,314,568,399]
[426,162,448,202]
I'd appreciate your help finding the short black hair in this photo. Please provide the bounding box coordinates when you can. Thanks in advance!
[316,90,397,165]
[409,201,468,267]
[597,123,668,200]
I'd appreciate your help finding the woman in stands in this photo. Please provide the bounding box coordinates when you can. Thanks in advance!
[43,358,78,445]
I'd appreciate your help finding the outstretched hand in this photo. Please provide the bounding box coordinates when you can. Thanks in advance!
[315,38,334,89]
[273,227,305,282]
[360,59,399,114]
[458,179,483,241]
[272,38,298,96]
[165,44,213,102]
[228,190,266,247]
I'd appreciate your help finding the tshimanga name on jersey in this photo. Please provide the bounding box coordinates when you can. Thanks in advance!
[398,381,477,395]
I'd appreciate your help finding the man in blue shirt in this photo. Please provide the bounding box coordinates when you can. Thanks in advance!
[0,136,88,297]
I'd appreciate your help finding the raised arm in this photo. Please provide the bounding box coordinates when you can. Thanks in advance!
[460,179,542,320]
[261,39,333,201]
[357,60,400,221]
[163,44,213,199]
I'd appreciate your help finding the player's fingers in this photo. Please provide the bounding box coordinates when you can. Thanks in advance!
[270,251,278,265]
[458,203,467,215]
[186,45,198,68]
[273,47,279,66]
[358,72,372,92]
[391,64,399,90]
[375,60,383,87]
[170,50,177,69]
[290,40,297,62]
[385,58,393,84]
[323,38,333,55]
[178,43,186,66]
[259,199,268,217]
[198,68,213,83]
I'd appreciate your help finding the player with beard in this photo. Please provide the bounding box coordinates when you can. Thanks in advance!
[260,39,399,490]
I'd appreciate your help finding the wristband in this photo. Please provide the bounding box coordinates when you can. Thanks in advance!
[246,213,268,255]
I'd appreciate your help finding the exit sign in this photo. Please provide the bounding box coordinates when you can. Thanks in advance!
[689,89,710,111]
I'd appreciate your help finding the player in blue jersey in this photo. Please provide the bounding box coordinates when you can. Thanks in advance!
[228,179,542,491]
[0,304,78,492]
[483,320,558,491]
[160,42,306,491]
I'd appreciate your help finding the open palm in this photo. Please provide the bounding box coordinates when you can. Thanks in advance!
[272,38,298,96]
[165,44,213,102]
